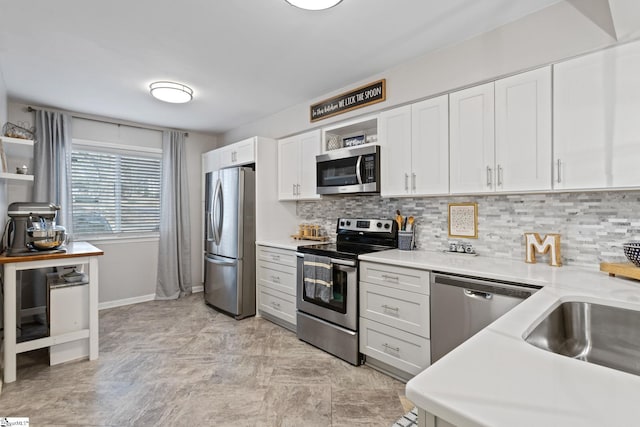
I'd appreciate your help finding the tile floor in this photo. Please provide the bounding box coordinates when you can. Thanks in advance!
[0,294,412,426]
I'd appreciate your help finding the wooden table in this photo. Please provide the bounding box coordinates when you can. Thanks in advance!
[1,242,103,383]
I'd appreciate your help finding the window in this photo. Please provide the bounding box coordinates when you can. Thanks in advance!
[71,142,162,237]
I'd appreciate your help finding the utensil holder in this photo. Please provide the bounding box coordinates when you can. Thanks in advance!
[398,230,415,251]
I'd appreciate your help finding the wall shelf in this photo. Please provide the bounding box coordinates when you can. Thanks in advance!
[0,172,34,182]
[0,136,35,181]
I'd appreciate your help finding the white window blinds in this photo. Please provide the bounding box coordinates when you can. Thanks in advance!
[71,145,162,237]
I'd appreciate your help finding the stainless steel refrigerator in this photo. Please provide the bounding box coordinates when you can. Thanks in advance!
[204,167,256,319]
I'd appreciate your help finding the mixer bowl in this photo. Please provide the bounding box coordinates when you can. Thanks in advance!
[28,226,67,250]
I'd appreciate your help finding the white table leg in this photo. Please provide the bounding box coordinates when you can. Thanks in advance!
[4,263,17,383]
[88,257,99,360]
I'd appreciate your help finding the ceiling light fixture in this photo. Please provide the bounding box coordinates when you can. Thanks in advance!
[149,81,193,103]
[285,0,342,11]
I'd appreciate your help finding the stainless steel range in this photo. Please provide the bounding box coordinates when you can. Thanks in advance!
[296,218,398,365]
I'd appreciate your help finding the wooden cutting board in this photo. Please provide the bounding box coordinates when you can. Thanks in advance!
[600,262,640,281]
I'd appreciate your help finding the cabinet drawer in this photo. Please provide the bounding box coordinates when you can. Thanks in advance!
[257,245,297,268]
[360,262,429,294]
[257,262,296,295]
[360,318,430,376]
[258,286,296,326]
[360,282,429,338]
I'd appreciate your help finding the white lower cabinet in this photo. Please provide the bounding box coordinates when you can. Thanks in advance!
[256,245,298,331]
[359,261,430,380]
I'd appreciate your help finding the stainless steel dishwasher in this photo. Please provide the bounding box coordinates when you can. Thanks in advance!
[430,272,540,363]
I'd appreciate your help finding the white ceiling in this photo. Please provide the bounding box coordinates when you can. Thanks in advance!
[0,0,561,135]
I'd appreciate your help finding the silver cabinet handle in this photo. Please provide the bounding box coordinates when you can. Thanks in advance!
[404,173,409,191]
[296,184,300,195]
[411,172,416,191]
[486,166,492,187]
[382,304,399,315]
[271,255,280,261]
[497,165,503,187]
[557,159,562,184]
[381,274,399,282]
[271,301,281,309]
[271,275,281,283]
[383,343,400,353]
[292,183,297,196]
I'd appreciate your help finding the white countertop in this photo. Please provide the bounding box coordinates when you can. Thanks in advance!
[256,238,327,251]
[360,249,640,427]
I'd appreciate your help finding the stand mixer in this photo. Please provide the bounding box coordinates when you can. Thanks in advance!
[5,202,67,256]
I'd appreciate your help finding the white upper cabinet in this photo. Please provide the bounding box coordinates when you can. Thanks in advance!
[380,105,412,196]
[277,129,321,201]
[554,41,640,190]
[219,137,256,169]
[380,96,449,197]
[495,67,552,192]
[449,82,495,194]
[202,149,219,175]
[450,67,552,194]
[411,95,449,195]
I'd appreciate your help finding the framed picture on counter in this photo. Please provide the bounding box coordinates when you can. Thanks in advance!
[448,202,478,239]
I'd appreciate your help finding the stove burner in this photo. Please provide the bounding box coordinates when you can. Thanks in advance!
[297,218,398,259]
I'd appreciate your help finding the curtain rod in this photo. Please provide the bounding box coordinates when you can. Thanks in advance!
[26,106,189,137]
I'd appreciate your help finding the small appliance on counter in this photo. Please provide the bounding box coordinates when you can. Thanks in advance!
[4,202,67,256]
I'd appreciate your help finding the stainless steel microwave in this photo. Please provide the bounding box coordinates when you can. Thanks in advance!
[316,145,380,195]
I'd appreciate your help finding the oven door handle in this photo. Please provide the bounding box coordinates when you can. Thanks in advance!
[296,253,357,268]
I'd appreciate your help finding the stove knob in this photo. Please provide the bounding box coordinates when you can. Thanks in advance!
[376,222,382,228]
[340,221,345,226]
[346,221,351,226]
[384,223,390,229]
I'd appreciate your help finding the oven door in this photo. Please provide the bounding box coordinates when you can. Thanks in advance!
[296,255,358,330]
[316,145,380,195]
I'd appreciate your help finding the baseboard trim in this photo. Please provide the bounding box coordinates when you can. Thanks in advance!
[98,285,204,310]
[98,294,156,310]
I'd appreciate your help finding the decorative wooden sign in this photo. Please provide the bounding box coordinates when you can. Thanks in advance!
[310,79,386,122]
[524,233,562,267]
[448,203,478,239]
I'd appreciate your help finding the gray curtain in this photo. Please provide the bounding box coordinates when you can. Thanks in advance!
[33,110,73,234]
[29,109,73,324]
[156,131,192,299]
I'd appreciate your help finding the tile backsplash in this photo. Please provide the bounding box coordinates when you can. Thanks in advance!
[297,191,640,267]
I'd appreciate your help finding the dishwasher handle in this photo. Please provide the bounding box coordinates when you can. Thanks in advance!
[432,273,537,300]
[464,289,492,300]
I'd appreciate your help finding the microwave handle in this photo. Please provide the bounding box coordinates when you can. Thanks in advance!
[355,155,363,184]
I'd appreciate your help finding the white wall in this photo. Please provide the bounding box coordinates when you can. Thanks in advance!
[7,102,218,305]
[223,1,618,142]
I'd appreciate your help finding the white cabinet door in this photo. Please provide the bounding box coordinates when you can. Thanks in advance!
[202,149,219,175]
[554,41,640,190]
[495,67,552,192]
[297,130,321,200]
[277,130,321,201]
[380,105,412,197]
[411,95,449,195]
[277,135,299,200]
[449,82,495,194]
[232,137,256,166]
[219,137,256,168]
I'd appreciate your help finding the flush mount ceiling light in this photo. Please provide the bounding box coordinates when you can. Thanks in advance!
[285,0,342,10]
[149,81,193,103]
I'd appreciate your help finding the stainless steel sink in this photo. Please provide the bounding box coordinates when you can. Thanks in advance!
[524,301,640,376]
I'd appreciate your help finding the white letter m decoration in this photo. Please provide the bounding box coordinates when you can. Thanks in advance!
[524,233,562,267]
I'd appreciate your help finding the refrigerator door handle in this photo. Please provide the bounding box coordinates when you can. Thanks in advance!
[206,211,215,242]
[212,178,223,244]
[204,255,237,266]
